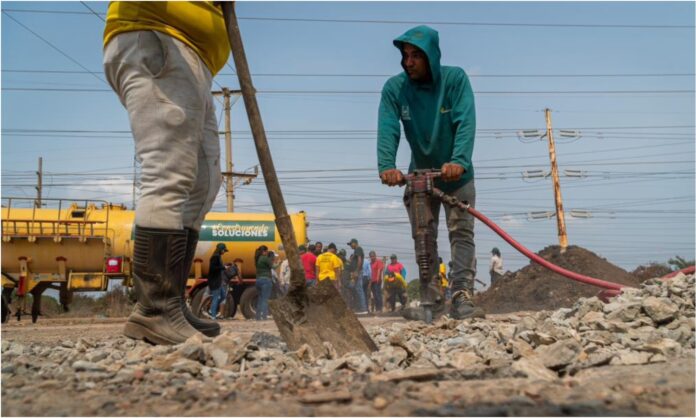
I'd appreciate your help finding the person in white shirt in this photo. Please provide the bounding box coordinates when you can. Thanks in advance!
[489,247,504,284]
[279,258,291,296]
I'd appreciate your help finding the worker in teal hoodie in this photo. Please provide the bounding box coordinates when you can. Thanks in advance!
[377,25,484,321]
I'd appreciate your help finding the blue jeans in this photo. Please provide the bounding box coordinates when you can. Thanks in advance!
[209,287,226,320]
[306,279,317,287]
[347,275,367,312]
[371,280,383,312]
[255,277,272,320]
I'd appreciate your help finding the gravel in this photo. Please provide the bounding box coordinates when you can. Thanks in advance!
[2,273,694,416]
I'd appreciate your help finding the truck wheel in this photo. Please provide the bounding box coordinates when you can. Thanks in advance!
[222,292,237,319]
[190,287,210,318]
[191,287,237,320]
[1,295,9,324]
[239,286,258,320]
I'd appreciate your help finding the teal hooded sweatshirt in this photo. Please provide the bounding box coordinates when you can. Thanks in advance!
[377,25,476,193]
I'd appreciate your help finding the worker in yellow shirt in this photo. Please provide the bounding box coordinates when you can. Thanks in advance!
[384,272,408,312]
[102,2,230,345]
[315,243,344,286]
[439,257,450,300]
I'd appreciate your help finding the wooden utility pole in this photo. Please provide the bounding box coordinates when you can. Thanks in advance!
[212,88,257,212]
[35,157,43,209]
[223,87,234,211]
[544,108,568,253]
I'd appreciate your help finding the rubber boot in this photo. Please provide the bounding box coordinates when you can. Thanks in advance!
[123,226,201,345]
[450,289,485,320]
[181,228,220,337]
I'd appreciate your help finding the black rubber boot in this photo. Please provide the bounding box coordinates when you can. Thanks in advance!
[450,289,485,320]
[123,227,201,345]
[181,228,220,337]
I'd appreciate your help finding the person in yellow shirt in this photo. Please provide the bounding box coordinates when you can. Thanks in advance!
[439,257,450,300]
[315,243,344,285]
[102,2,231,345]
[384,272,408,312]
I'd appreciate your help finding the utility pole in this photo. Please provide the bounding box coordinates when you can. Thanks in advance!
[544,108,568,253]
[223,88,234,211]
[132,154,137,210]
[212,88,257,212]
[35,157,43,209]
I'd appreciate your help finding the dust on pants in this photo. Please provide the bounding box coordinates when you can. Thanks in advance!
[103,30,222,231]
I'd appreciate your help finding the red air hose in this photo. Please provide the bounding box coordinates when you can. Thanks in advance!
[660,266,695,279]
[465,205,626,291]
[432,187,628,292]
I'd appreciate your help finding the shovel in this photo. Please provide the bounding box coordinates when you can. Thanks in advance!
[222,2,377,356]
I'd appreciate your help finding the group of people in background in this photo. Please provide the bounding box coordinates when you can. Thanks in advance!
[207,239,504,322]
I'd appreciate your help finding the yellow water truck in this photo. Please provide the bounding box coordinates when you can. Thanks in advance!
[1,197,308,322]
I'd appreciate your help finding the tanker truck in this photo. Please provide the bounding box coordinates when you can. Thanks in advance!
[1,197,308,323]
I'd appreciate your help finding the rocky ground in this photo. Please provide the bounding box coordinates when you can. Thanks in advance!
[2,274,694,416]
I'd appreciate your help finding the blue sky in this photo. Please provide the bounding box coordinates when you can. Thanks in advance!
[2,1,694,287]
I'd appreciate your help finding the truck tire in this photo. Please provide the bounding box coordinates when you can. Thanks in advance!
[1,294,9,324]
[239,286,258,320]
[222,292,237,319]
[191,286,237,320]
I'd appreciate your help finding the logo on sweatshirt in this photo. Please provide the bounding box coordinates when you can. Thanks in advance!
[401,105,411,121]
[440,107,452,114]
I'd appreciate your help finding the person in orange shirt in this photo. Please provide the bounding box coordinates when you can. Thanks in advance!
[103,2,230,344]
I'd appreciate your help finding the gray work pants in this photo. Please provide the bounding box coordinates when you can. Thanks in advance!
[103,31,222,231]
[404,180,476,294]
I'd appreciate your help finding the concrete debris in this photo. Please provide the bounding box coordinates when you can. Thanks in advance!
[1,274,694,416]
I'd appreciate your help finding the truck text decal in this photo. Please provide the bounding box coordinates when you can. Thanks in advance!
[200,221,275,242]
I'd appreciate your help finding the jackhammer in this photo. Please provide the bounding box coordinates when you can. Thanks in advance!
[403,168,635,324]
[403,169,449,324]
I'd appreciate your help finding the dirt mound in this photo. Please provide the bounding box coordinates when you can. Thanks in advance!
[631,263,672,282]
[474,245,641,314]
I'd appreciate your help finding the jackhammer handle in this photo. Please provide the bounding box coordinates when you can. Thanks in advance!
[222,2,306,290]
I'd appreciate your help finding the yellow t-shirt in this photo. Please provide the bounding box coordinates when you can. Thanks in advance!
[385,272,407,289]
[439,263,448,287]
[104,1,231,76]
[316,252,343,281]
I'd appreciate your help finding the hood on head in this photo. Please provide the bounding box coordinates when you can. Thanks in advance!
[393,25,441,84]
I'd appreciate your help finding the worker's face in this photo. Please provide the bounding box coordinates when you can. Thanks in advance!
[390,258,397,264]
[402,43,430,82]
[370,254,376,261]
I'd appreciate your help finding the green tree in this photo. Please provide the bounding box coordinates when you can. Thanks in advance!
[668,256,695,271]
[407,279,420,301]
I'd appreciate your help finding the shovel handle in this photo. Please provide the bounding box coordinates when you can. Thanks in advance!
[222,2,306,290]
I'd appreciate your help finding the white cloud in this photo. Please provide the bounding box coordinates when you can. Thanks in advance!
[360,199,403,215]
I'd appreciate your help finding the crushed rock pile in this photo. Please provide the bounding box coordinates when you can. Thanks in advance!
[2,273,694,415]
[475,245,643,314]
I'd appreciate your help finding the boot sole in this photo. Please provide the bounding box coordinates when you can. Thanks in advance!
[123,321,183,345]
[195,325,221,338]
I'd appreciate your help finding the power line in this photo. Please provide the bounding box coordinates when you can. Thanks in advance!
[3,126,693,134]
[79,1,104,22]
[2,8,693,29]
[1,11,107,85]
[4,69,695,79]
[3,87,695,95]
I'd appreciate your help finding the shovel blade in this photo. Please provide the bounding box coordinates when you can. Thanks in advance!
[269,279,378,356]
